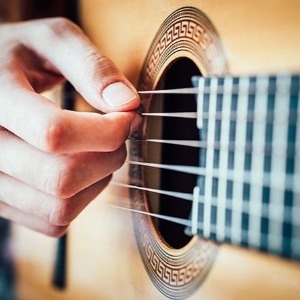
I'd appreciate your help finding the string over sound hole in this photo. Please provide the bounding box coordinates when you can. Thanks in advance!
[146,58,201,248]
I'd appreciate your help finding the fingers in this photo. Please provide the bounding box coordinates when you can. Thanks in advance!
[10,18,140,112]
[48,110,141,153]
[0,84,141,153]
[0,127,126,197]
[0,202,68,237]
[0,173,111,237]
[0,18,142,234]
[0,18,142,154]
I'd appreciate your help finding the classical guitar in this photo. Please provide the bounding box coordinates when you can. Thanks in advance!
[10,1,300,299]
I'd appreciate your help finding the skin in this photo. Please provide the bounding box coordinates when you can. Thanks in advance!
[0,17,141,237]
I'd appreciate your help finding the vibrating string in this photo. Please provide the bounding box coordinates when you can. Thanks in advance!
[138,83,300,97]
[103,197,298,244]
[110,181,300,225]
[137,110,299,159]
[109,202,191,228]
[60,82,299,97]
[130,138,298,158]
[111,181,300,226]
[105,81,299,245]
[125,160,300,193]
[141,110,299,124]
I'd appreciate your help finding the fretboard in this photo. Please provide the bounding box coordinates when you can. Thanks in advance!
[190,74,300,260]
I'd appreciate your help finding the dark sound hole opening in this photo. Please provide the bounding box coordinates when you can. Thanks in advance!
[146,58,201,249]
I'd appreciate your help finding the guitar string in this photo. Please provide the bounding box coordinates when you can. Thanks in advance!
[125,160,300,194]
[137,81,300,97]
[104,201,298,247]
[110,181,300,225]
[106,79,298,248]
[60,78,300,97]
[129,138,298,158]
[129,84,299,239]
[141,110,299,124]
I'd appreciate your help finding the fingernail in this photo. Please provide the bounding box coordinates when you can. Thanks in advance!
[102,82,137,107]
[129,114,142,136]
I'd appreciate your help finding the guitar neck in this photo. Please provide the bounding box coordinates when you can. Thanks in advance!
[193,74,300,260]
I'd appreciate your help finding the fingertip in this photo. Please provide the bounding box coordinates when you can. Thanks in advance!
[101,82,140,111]
[129,114,142,136]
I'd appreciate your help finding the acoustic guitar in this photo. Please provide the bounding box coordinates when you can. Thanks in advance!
[10,1,300,299]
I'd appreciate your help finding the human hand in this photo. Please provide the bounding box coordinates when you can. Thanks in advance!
[0,18,141,236]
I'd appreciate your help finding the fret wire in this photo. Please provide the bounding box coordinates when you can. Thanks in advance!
[110,182,300,225]
[197,76,207,235]
[249,76,268,247]
[231,77,249,244]
[292,76,300,257]
[216,76,232,241]
[203,77,218,238]
[268,76,291,252]
[126,160,300,194]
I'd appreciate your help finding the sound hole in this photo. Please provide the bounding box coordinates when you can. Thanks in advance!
[146,58,201,249]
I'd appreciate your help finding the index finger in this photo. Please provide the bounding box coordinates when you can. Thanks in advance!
[7,18,140,113]
[0,85,140,153]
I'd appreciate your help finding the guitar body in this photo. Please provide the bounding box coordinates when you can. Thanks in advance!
[11,1,300,299]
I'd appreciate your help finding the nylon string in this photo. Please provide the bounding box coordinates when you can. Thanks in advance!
[102,191,299,249]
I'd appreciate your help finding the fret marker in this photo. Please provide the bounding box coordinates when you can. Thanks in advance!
[192,186,200,235]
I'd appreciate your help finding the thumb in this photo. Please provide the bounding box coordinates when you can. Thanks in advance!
[17,17,140,112]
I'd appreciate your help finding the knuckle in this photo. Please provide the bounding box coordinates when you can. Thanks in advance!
[78,53,116,99]
[44,155,78,198]
[93,55,119,79]
[40,113,66,153]
[49,199,75,227]
[43,17,78,39]
[46,224,68,238]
